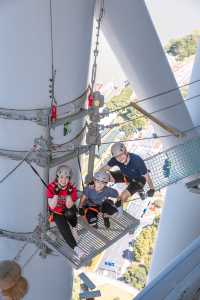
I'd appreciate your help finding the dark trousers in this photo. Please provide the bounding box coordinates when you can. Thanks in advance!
[53,212,77,249]
[101,199,118,215]
[85,199,118,225]
[110,170,146,195]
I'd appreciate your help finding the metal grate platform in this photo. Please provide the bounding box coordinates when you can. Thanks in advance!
[43,212,139,269]
[145,137,200,191]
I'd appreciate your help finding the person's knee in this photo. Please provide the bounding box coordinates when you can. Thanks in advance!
[102,199,117,215]
[109,170,124,183]
[86,210,98,226]
[64,206,77,219]
[120,190,131,202]
[69,217,77,227]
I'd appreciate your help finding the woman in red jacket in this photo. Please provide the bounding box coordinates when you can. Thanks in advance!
[47,165,84,258]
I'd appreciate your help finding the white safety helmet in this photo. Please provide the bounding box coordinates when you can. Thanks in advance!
[93,171,110,183]
[111,142,126,157]
[56,165,72,179]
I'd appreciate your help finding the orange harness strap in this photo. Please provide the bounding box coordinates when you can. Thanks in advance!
[48,211,63,223]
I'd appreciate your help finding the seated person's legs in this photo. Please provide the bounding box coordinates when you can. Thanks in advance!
[121,176,146,202]
[120,189,132,203]
[101,199,118,228]
[53,213,77,249]
[64,205,78,227]
[86,207,99,228]
[101,199,118,215]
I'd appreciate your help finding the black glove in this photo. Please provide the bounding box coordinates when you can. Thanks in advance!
[79,207,85,216]
[54,185,61,195]
[147,189,155,197]
[64,206,77,219]
[67,186,73,194]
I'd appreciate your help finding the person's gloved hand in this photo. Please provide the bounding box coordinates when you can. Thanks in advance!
[78,207,85,216]
[54,186,61,195]
[67,187,73,194]
[147,189,155,197]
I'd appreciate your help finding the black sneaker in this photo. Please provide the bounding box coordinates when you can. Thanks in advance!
[103,217,110,229]
[138,189,146,200]
[92,223,98,229]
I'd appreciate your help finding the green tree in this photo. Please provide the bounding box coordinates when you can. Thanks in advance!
[124,265,147,290]
[165,30,200,61]
[106,86,146,136]
[153,199,163,208]
[71,276,80,300]
[133,225,157,271]
[123,217,161,290]
[153,215,160,228]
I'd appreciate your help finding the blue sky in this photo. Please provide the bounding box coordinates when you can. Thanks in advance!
[145,0,200,44]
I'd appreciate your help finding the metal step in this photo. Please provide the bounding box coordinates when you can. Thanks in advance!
[43,213,139,269]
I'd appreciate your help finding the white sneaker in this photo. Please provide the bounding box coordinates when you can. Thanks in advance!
[73,229,79,241]
[46,230,57,242]
[74,246,85,258]
[70,225,79,242]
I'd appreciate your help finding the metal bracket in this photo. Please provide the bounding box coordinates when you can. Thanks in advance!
[86,123,101,145]
[34,136,50,150]
[186,178,200,194]
[79,271,101,299]
[79,273,96,290]
[0,89,88,127]
[79,290,101,299]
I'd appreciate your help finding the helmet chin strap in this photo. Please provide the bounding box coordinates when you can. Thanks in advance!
[57,182,68,189]
[124,152,129,164]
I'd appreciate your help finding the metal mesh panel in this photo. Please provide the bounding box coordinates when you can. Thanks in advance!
[44,213,139,269]
[145,137,200,191]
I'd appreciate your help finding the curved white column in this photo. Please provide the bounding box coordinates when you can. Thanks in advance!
[149,41,200,281]
[0,1,94,299]
[101,0,200,283]
[186,41,200,129]
[101,0,194,146]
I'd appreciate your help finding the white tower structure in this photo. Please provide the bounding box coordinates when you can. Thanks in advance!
[186,41,200,129]
[148,36,200,283]
[100,0,200,281]
[0,1,94,299]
